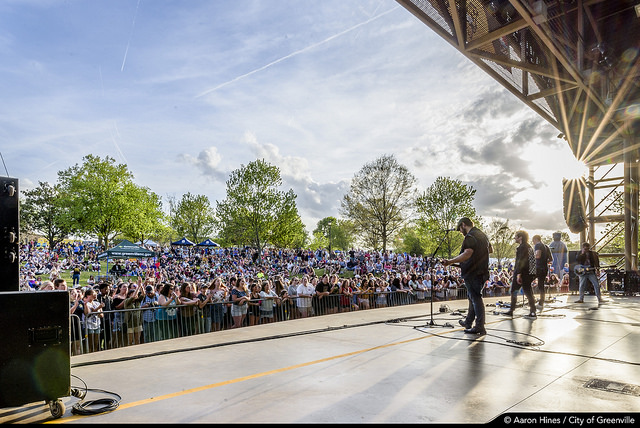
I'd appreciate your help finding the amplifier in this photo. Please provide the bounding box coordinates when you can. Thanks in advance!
[607,270,625,293]
[0,290,70,415]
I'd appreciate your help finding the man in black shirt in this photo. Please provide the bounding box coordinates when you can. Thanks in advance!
[532,234,550,310]
[443,218,492,336]
[574,242,606,304]
[506,230,538,318]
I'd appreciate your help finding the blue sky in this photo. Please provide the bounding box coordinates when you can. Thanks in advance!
[1,0,587,238]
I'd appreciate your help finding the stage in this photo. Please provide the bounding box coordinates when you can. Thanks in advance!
[1,294,639,424]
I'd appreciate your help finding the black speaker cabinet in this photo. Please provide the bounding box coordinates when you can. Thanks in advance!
[0,177,19,292]
[0,291,70,409]
[606,270,625,293]
[624,271,640,295]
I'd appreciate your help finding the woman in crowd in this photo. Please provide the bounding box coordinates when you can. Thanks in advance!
[157,282,179,340]
[230,276,250,328]
[83,288,104,353]
[327,274,341,314]
[178,282,199,336]
[69,287,85,355]
[111,282,128,348]
[259,279,279,324]
[375,278,389,308]
[247,281,262,326]
[208,277,227,332]
[124,279,145,346]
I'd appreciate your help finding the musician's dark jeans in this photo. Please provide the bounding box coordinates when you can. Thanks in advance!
[579,272,602,301]
[510,274,537,314]
[462,274,485,329]
[536,269,547,303]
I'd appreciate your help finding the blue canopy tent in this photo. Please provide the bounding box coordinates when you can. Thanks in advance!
[196,238,219,247]
[171,237,195,246]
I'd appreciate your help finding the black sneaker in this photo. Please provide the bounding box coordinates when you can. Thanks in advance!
[525,312,537,319]
[503,311,514,317]
[574,299,584,303]
[458,319,471,329]
[464,327,487,336]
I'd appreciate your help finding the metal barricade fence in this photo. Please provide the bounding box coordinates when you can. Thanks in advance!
[73,288,469,354]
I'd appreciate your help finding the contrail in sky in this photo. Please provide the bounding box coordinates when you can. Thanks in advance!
[111,122,128,164]
[121,0,142,72]
[196,5,399,98]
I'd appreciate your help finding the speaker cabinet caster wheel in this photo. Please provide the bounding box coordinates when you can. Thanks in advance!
[47,399,65,419]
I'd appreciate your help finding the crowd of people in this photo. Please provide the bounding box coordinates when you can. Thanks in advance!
[18,239,573,354]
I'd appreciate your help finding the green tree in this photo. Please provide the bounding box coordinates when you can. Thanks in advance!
[57,155,138,247]
[415,176,478,258]
[313,217,354,252]
[393,223,427,256]
[341,154,417,251]
[122,186,166,244]
[20,181,75,248]
[169,192,215,243]
[486,218,517,267]
[215,159,303,255]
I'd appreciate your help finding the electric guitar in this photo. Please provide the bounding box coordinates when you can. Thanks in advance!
[574,264,616,276]
[574,264,597,276]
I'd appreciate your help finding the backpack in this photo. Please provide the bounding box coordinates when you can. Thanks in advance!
[545,244,553,264]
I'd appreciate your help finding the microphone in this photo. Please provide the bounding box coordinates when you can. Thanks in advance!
[444,228,457,232]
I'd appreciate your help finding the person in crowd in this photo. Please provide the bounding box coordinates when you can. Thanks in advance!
[247,281,262,326]
[296,275,315,318]
[111,282,128,348]
[230,276,250,328]
[339,279,356,312]
[358,277,374,309]
[96,282,113,351]
[575,242,607,305]
[178,282,199,336]
[375,278,389,308]
[506,230,538,319]
[39,280,55,291]
[141,284,159,343]
[83,288,104,353]
[54,278,67,290]
[314,274,331,315]
[443,217,492,336]
[124,280,145,345]
[72,264,81,286]
[209,277,228,332]
[259,280,279,324]
[196,282,213,333]
[327,274,341,314]
[157,282,180,340]
[69,287,85,355]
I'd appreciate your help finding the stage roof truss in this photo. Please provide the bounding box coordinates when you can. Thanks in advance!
[397,0,640,167]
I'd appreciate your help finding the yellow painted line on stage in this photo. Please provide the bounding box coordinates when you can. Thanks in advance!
[47,325,470,423]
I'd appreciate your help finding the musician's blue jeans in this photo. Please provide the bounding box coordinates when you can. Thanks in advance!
[579,272,602,301]
[462,274,485,329]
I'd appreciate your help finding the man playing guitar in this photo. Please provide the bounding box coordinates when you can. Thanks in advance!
[574,242,607,304]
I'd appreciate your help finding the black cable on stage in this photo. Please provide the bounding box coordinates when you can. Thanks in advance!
[69,374,122,416]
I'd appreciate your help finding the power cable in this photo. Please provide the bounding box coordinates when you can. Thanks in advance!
[69,374,122,416]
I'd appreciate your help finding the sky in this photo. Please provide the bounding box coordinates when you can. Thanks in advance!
[0,0,590,241]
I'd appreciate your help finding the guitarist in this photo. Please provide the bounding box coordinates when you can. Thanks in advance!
[574,242,605,304]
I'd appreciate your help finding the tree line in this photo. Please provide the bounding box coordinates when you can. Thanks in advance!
[20,153,571,263]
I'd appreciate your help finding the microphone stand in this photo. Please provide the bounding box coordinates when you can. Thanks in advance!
[423,229,455,328]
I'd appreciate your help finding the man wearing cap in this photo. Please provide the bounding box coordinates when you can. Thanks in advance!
[443,217,492,336]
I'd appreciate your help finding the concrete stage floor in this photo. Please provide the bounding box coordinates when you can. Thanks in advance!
[1,293,640,424]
